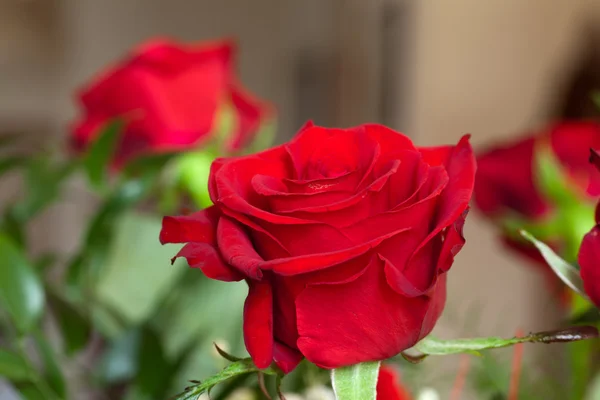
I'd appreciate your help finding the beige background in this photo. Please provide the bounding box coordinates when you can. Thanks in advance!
[2,0,600,398]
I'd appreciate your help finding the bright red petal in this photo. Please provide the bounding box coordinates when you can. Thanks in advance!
[244,281,274,369]
[578,225,600,308]
[296,256,430,368]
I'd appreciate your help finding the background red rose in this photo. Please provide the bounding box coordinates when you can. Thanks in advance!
[72,38,272,166]
[376,365,412,400]
[475,121,600,219]
[160,122,475,371]
[578,149,600,308]
[474,121,600,277]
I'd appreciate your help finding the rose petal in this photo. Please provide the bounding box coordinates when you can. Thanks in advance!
[261,226,411,275]
[173,242,243,281]
[227,83,273,150]
[474,136,546,218]
[377,365,412,400]
[295,256,430,369]
[398,135,474,294]
[244,281,274,369]
[273,342,303,374]
[579,225,600,308]
[272,253,374,349]
[217,217,264,279]
[159,206,219,244]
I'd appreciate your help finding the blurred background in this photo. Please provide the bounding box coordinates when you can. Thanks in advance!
[2,0,600,398]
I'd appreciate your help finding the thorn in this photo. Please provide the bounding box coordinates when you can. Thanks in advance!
[213,342,243,362]
[257,372,273,400]
[189,380,201,384]
[400,351,428,364]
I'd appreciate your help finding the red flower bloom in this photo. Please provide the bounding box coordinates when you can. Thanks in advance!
[377,365,412,400]
[475,121,600,269]
[578,149,600,308]
[72,38,271,166]
[160,122,475,371]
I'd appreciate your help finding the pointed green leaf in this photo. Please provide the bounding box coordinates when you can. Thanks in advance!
[134,327,171,398]
[83,119,123,189]
[49,292,91,355]
[0,234,44,333]
[0,349,31,381]
[331,361,380,400]
[33,332,66,398]
[520,230,587,297]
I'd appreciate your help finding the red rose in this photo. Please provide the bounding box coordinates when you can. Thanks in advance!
[475,121,600,270]
[160,122,475,371]
[578,149,600,308]
[377,365,412,400]
[475,121,600,219]
[72,38,271,166]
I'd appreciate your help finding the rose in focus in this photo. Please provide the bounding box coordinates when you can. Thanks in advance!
[160,122,475,371]
[72,38,271,166]
[475,121,600,268]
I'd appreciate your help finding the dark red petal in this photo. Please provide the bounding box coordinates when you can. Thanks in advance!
[273,342,303,374]
[216,217,264,280]
[473,136,547,218]
[173,243,243,282]
[227,83,273,150]
[578,225,600,308]
[398,135,474,294]
[244,281,274,369]
[295,256,430,369]
[159,206,219,244]
[437,208,468,273]
[377,365,412,400]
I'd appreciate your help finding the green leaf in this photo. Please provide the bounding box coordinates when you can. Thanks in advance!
[247,118,277,154]
[176,151,214,209]
[48,292,91,355]
[534,141,580,207]
[0,156,27,178]
[33,332,66,398]
[171,359,280,400]
[0,349,31,381]
[95,213,184,325]
[0,208,26,249]
[134,327,171,398]
[414,326,598,356]
[67,179,153,295]
[0,234,44,333]
[83,119,123,189]
[331,361,380,400]
[520,230,587,297]
[13,158,75,221]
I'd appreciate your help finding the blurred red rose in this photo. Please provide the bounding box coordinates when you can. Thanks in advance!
[377,365,412,400]
[71,38,272,166]
[475,121,600,270]
[160,122,475,371]
[578,149,600,308]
